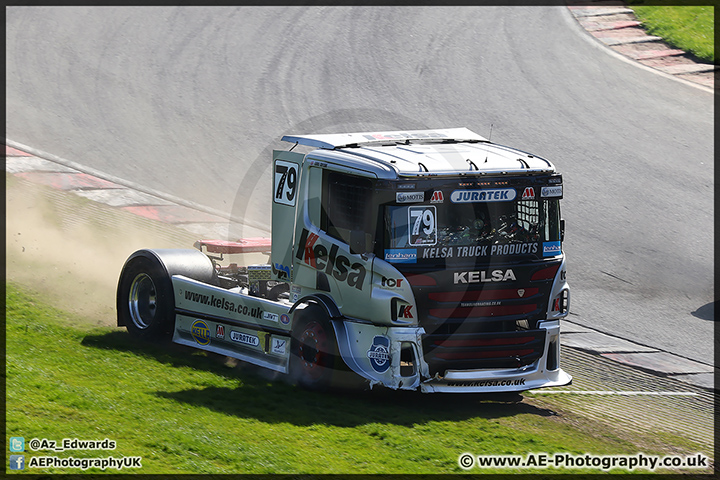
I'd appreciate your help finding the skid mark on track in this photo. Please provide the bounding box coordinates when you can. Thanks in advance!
[529,347,714,460]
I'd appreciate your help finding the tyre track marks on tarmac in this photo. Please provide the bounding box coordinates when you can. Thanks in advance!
[531,348,714,459]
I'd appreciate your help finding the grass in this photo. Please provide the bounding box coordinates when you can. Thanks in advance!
[627,3,715,63]
[4,282,705,474]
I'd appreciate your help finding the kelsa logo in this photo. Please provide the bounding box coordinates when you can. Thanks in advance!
[191,320,211,345]
[296,229,367,290]
[367,335,391,373]
[454,269,516,284]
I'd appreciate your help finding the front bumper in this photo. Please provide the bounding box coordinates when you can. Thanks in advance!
[421,320,571,393]
[420,363,571,393]
[333,319,571,393]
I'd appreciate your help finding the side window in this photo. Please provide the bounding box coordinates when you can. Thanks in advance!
[321,171,372,247]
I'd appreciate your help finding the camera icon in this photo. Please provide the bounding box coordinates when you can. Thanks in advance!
[9,437,25,452]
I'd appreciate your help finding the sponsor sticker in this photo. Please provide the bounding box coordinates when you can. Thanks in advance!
[271,338,287,355]
[230,331,260,347]
[541,186,563,198]
[280,314,291,325]
[191,320,211,346]
[396,191,425,203]
[367,336,391,373]
[543,241,562,257]
[450,188,517,203]
[273,263,290,279]
[380,277,404,288]
[263,312,279,323]
[430,190,444,203]
[521,187,535,200]
[215,325,225,339]
[385,249,417,264]
[397,304,413,319]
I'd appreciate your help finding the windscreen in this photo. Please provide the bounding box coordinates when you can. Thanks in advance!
[383,186,561,265]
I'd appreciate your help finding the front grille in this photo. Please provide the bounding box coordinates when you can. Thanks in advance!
[422,330,547,374]
[420,284,546,335]
[404,261,559,375]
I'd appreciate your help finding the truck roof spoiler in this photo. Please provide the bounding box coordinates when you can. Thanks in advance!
[281,127,488,150]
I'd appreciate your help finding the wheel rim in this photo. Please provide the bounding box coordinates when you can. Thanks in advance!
[297,321,330,381]
[128,273,158,330]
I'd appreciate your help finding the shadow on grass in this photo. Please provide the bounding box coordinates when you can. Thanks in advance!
[82,330,558,427]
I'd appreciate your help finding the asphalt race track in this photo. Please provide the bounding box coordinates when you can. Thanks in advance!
[5,6,714,367]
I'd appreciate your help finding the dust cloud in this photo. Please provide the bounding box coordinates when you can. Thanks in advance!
[6,175,203,326]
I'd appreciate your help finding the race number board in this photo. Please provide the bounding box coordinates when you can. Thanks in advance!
[274,160,299,207]
[408,206,437,246]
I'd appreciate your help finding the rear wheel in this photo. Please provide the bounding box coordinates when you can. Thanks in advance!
[117,256,175,340]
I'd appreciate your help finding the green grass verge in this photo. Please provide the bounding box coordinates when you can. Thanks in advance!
[4,283,686,474]
[627,3,715,63]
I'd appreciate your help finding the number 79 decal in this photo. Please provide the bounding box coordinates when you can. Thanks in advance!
[408,206,437,246]
[274,160,298,206]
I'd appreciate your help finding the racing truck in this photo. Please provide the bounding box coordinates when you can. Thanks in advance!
[117,128,572,393]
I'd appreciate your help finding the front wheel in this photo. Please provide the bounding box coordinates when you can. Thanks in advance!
[290,307,340,390]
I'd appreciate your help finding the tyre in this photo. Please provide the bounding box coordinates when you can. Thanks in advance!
[290,306,341,390]
[117,249,217,340]
[117,255,175,340]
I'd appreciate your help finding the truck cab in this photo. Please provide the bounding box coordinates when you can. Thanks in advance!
[270,128,570,392]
